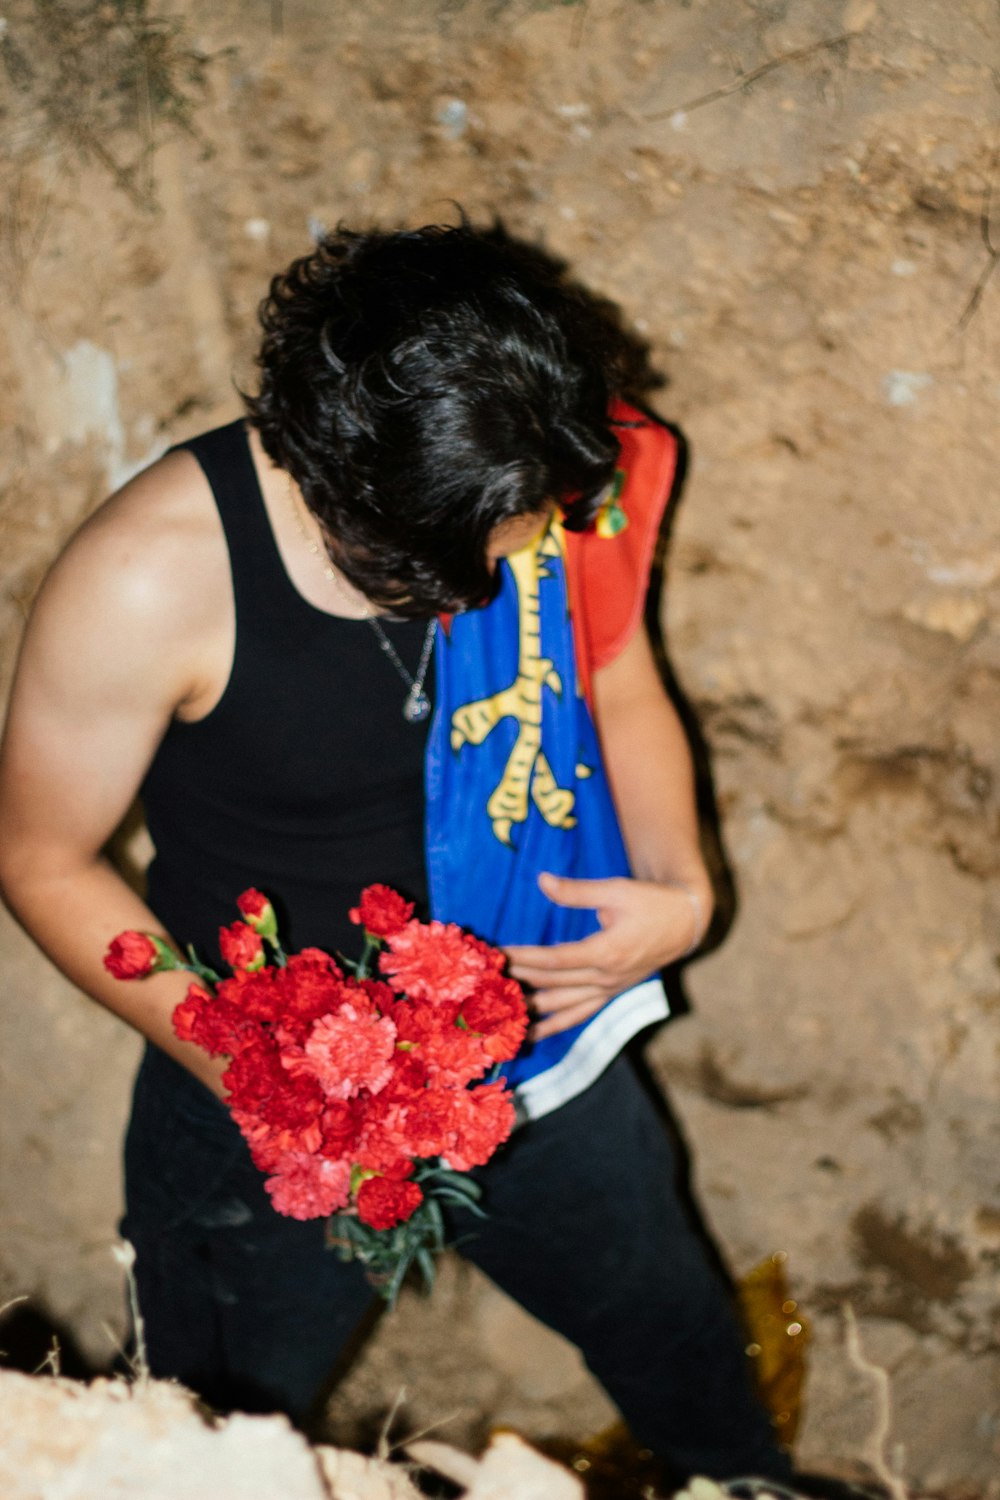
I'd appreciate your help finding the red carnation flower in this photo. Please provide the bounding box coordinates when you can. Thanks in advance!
[104,931,173,979]
[445,1081,516,1171]
[233,1089,325,1170]
[138,881,522,1269]
[172,983,215,1042]
[275,950,352,1028]
[221,1037,287,1108]
[460,933,508,974]
[318,1099,363,1159]
[219,921,265,973]
[356,1173,423,1230]
[173,984,252,1057]
[257,1071,325,1133]
[353,1095,421,1174]
[378,1050,429,1103]
[393,1088,461,1160]
[386,996,461,1044]
[419,1026,491,1088]
[353,1124,411,1176]
[236,887,278,941]
[460,974,529,1062]
[380,921,495,1005]
[230,1110,287,1173]
[359,977,397,1011]
[219,968,283,1026]
[297,946,340,965]
[349,884,415,938]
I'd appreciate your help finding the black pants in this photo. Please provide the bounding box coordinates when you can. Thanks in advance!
[122,1047,792,1485]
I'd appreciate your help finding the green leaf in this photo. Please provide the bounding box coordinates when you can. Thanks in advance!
[415,1247,437,1290]
[425,1197,445,1249]
[436,1191,487,1217]
[435,1175,483,1205]
[385,1252,412,1308]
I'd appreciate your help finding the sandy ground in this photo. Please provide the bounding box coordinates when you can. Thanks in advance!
[1,1,999,1492]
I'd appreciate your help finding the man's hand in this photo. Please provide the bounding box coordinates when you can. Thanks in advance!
[504,871,711,1040]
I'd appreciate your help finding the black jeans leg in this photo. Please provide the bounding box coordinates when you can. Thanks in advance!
[122,1047,377,1425]
[124,1047,793,1478]
[451,1057,792,1485]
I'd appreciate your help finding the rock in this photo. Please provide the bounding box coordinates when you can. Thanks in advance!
[0,1370,331,1500]
[408,1433,584,1500]
[317,1446,423,1499]
[473,1283,591,1400]
[843,0,878,33]
[902,596,985,642]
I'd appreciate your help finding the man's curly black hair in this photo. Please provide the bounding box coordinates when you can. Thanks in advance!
[245,219,650,616]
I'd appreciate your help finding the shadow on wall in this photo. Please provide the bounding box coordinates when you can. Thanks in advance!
[642,418,739,1023]
[0,1299,110,1382]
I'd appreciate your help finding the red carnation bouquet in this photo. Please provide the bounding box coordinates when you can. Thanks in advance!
[104,885,528,1303]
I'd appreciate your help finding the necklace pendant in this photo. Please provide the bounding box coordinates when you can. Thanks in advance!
[403,686,431,723]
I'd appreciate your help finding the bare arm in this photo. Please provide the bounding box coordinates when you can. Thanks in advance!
[591,616,712,900]
[505,622,713,1039]
[0,453,232,1096]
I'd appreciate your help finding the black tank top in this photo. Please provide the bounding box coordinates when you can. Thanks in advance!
[140,421,433,967]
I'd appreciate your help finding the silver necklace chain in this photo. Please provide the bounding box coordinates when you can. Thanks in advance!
[366,615,436,723]
[287,475,435,722]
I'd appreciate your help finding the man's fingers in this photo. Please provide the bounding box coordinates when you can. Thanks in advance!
[505,932,609,971]
[530,983,605,1013]
[530,992,608,1039]
[508,963,600,990]
[536,870,626,909]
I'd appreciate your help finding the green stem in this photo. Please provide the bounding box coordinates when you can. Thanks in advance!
[356,933,380,980]
[183,946,222,987]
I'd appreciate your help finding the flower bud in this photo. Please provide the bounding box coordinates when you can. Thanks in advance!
[348,884,415,939]
[219,920,266,973]
[104,931,177,980]
[236,887,278,942]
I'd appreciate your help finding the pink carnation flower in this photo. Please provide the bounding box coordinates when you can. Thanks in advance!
[302,1005,397,1100]
[264,1153,352,1220]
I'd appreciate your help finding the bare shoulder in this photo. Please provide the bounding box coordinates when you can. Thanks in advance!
[55,446,225,614]
[0,446,235,862]
[23,445,232,719]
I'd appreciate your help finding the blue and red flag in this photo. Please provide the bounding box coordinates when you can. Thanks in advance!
[425,404,679,1119]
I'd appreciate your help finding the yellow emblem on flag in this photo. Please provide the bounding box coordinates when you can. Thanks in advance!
[450,523,577,847]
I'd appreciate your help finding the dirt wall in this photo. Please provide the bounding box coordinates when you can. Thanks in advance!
[1,1,998,1491]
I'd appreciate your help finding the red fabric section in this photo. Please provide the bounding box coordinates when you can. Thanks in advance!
[566,399,678,704]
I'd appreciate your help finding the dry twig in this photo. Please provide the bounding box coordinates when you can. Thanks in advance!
[112,1240,149,1383]
[843,1305,909,1500]
[34,1336,61,1378]
[0,1293,30,1358]
[957,143,1000,330]
[646,32,853,122]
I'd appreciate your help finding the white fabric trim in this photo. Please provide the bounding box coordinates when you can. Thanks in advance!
[512,977,670,1122]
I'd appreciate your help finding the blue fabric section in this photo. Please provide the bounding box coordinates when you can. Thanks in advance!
[425,535,638,1088]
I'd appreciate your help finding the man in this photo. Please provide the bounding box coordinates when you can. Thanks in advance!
[0,222,793,1487]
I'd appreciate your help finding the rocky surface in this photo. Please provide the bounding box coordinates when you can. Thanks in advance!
[0,1366,586,1500]
[1,1,998,1492]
